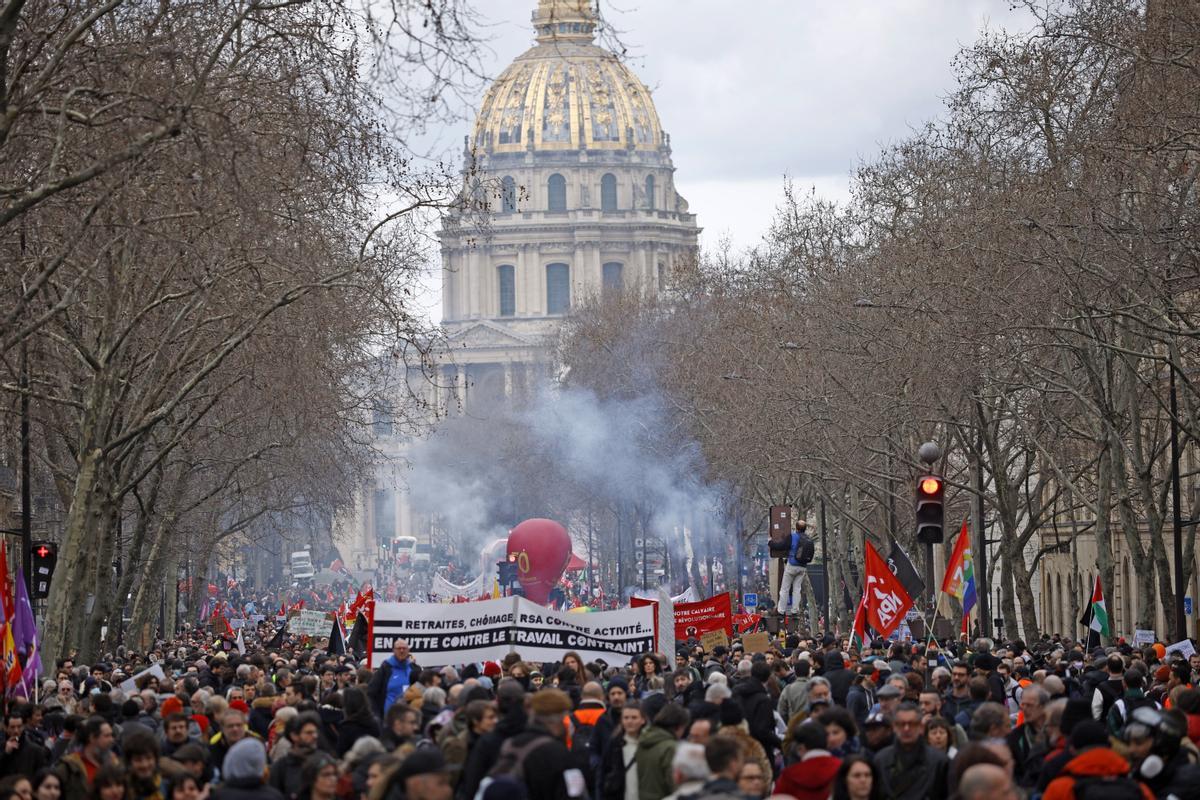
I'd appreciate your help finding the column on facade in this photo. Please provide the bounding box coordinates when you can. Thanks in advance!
[471,248,485,319]
[590,240,602,297]
[503,362,514,399]
[456,364,468,409]
[536,247,547,315]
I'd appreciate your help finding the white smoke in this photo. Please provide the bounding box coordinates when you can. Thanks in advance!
[401,382,726,589]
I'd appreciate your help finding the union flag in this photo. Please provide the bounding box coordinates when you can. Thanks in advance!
[863,540,914,638]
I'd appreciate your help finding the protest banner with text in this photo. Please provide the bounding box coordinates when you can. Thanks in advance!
[634,592,732,640]
[369,597,655,667]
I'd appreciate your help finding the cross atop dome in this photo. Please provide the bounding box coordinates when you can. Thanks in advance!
[532,0,597,43]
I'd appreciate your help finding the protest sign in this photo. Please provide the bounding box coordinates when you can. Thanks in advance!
[369,597,655,667]
[288,609,329,636]
[700,629,729,651]
[743,631,771,653]
[633,592,732,640]
[1134,629,1156,646]
[119,664,165,694]
[1166,639,1197,659]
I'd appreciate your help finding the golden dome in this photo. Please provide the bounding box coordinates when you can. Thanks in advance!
[472,2,665,155]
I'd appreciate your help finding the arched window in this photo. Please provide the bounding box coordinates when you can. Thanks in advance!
[645,174,655,210]
[601,173,618,212]
[546,263,570,314]
[547,173,567,212]
[602,262,623,294]
[657,261,667,291]
[498,265,515,317]
[501,176,517,213]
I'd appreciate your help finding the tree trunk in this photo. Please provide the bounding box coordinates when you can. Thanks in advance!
[42,447,103,670]
[164,550,179,637]
[1094,447,1116,640]
[128,513,174,652]
[79,500,119,663]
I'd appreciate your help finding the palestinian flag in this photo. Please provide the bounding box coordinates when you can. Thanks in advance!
[1087,575,1110,636]
[1080,575,1110,642]
[851,591,869,651]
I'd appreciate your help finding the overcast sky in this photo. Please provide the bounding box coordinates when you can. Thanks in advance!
[409,1,1035,321]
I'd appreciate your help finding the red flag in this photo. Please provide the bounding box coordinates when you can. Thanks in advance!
[851,592,869,650]
[0,541,14,623]
[864,540,914,638]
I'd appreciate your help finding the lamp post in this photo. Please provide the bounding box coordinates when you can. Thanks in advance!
[918,441,943,611]
[820,497,830,635]
[1170,366,1186,642]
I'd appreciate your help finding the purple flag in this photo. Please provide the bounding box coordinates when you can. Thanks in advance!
[13,570,40,700]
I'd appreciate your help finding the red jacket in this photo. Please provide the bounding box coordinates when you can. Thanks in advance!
[1043,748,1154,800]
[774,752,842,800]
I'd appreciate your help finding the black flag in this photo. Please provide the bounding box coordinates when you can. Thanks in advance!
[887,537,925,602]
[265,623,286,650]
[347,612,368,658]
[328,617,347,655]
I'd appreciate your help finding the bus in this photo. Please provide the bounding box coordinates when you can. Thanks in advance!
[393,536,417,565]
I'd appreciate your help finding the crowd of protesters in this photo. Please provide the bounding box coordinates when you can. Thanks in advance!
[2,623,1200,800]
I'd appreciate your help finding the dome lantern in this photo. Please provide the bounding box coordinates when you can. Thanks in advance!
[532,0,597,44]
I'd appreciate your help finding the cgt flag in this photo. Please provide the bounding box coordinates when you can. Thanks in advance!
[864,540,914,638]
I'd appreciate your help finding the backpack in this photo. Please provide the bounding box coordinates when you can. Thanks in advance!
[487,735,548,784]
[1108,696,1159,735]
[790,532,815,566]
[568,710,600,765]
[1072,774,1147,800]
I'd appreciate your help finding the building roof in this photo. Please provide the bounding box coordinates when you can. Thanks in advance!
[472,1,665,156]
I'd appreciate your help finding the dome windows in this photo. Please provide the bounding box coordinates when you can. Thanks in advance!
[501,177,517,213]
[546,263,570,314]
[498,265,516,317]
[601,174,618,212]
[645,175,655,210]
[547,174,567,212]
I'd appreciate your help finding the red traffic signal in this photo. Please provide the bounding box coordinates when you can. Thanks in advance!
[915,474,945,544]
[31,541,58,600]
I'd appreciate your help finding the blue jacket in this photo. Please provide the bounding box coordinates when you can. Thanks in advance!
[366,655,420,720]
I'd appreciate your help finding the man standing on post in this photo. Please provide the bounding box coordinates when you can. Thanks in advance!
[777,520,812,619]
[368,638,419,720]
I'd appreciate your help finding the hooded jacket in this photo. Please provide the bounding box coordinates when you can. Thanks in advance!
[1042,748,1155,800]
[732,679,780,756]
[211,739,284,800]
[823,652,855,706]
[774,751,842,800]
[635,725,679,800]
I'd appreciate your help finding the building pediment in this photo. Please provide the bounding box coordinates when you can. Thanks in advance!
[445,320,541,350]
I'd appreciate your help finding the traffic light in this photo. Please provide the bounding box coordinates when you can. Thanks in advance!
[915,475,945,544]
[31,541,58,600]
[497,557,519,586]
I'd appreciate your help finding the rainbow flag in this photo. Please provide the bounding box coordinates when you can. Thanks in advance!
[941,520,977,633]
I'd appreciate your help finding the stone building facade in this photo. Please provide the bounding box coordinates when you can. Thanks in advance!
[333,0,700,571]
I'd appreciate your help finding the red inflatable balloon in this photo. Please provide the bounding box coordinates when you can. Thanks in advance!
[507,518,571,605]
